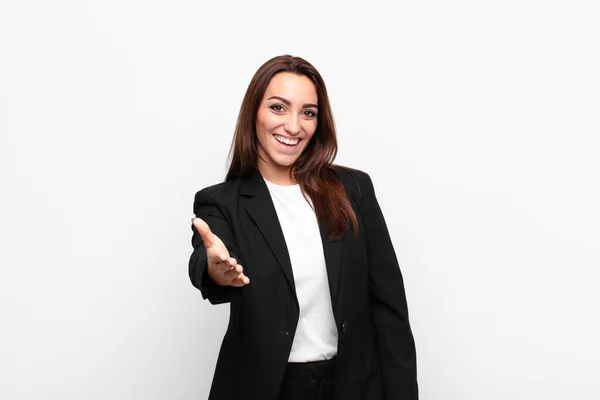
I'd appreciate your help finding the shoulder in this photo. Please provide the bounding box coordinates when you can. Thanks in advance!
[193,176,243,208]
[331,164,375,200]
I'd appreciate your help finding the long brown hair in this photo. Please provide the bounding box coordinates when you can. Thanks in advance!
[225,55,358,241]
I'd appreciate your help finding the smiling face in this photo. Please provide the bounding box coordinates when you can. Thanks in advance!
[255,72,319,185]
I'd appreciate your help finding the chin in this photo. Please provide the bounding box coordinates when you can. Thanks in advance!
[273,158,296,167]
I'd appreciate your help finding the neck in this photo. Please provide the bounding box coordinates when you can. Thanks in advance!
[257,161,298,186]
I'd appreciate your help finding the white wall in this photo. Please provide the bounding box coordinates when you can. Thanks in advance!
[1,1,598,399]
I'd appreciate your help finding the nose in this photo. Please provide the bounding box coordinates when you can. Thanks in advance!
[284,113,301,136]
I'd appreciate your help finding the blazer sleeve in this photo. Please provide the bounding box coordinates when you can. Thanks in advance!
[189,188,246,305]
[359,171,418,399]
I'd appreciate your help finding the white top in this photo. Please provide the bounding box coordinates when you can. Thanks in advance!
[263,177,338,362]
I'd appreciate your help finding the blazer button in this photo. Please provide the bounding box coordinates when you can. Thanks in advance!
[341,321,347,333]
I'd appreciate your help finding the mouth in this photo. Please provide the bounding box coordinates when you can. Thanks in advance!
[273,134,302,150]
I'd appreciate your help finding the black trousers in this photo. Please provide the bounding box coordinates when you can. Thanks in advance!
[276,357,336,400]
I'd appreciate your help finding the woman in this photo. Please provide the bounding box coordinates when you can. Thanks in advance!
[189,55,418,400]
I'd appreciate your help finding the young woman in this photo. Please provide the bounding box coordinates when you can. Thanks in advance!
[189,55,418,400]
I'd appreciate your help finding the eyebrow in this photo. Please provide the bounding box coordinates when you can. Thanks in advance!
[268,96,318,109]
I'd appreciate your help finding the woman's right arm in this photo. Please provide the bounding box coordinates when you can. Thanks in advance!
[189,188,248,304]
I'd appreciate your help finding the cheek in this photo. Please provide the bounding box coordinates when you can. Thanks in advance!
[256,119,272,142]
[302,121,318,138]
[258,113,280,130]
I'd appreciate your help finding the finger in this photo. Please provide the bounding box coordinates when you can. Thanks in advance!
[230,278,245,287]
[226,257,237,268]
[229,265,246,280]
[224,263,243,277]
[230,272,248,286]
[217,257,237,273]
[233,272,250,285]
[209,253,231,269]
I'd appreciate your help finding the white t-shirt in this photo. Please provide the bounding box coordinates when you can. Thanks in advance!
[263,177,338,362]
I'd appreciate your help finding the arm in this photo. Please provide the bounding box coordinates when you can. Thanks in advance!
[189,188,246,305]
[359,171,418,399]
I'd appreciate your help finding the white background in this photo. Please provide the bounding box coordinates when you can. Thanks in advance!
[1,1,599,399]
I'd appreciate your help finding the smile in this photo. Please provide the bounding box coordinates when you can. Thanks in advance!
[274,134,300,146]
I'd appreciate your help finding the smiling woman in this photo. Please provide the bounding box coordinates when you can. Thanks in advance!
[255,72,319,184]
[188,55,418,400]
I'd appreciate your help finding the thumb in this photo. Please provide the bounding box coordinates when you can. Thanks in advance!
[192,217,218,248]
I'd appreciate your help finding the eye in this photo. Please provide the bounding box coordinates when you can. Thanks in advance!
[303,110,317,118]
[270,104,285,112]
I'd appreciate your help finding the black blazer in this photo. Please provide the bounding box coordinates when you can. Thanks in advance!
[189,166,418,400]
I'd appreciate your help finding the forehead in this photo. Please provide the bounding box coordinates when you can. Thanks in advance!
[263,72,318,103]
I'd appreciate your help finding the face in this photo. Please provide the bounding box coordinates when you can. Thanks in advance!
[255,72,319,180]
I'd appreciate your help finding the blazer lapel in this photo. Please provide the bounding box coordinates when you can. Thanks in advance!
[243,169,297,299]
[320,222,343,310]
[241,168,344,308]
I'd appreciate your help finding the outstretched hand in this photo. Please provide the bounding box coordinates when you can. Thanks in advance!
[192,217,250,287]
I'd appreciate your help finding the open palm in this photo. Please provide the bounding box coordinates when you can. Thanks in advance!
[192,217,250,287]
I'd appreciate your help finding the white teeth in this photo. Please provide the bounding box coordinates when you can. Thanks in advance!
[275,135,299,145]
